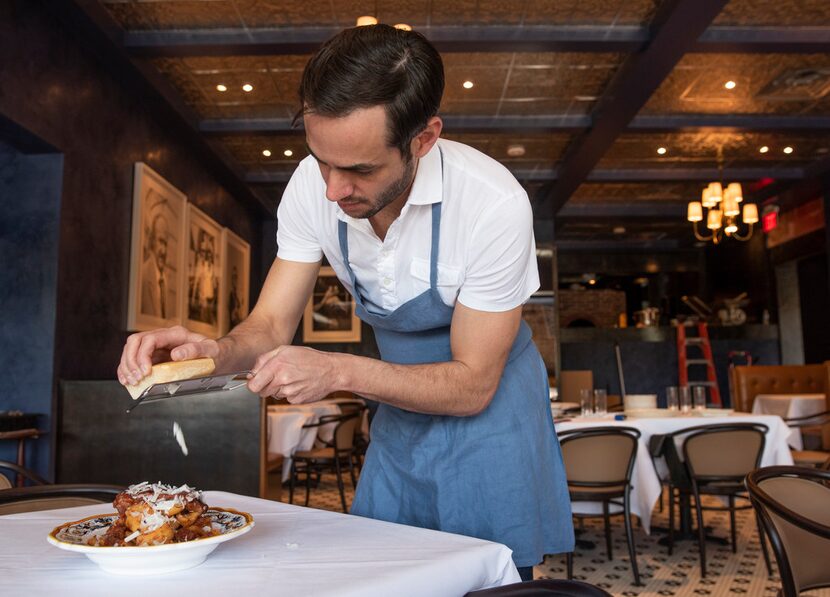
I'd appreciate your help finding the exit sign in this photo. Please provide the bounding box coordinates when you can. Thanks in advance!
[762,210,778,233]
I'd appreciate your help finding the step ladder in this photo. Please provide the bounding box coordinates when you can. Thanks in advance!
[676,322,721,406]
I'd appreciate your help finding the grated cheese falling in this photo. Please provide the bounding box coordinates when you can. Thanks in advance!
[172,421,189,456]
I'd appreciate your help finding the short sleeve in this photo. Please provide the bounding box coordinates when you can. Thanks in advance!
[457,192,540,312]
[276,163,325,263]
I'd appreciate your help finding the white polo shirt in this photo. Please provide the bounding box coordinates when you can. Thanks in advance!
[276,138,539,314]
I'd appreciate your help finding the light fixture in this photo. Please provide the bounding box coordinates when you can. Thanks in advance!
[242,83,253,92]
[356,16,378,26]
[742,203,759,224]
[759,146,769,154]
[612,226,626,235]
[724,80,737,90]
[462,80,474,89]
[262,149,272,157]
[506,144,525,157]
[783,146,794,154]
[588,279,597,286]
[657,147,667,155]
[687,202,703,222]
[216,84,227,92]
[283,149,293,157]
[688,181,755,244]
[393,23,412,31]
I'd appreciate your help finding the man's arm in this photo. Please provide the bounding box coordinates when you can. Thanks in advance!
[246,302,521,416]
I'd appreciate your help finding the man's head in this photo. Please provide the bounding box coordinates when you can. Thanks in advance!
[298,25,444,219]
[148,213,169,272]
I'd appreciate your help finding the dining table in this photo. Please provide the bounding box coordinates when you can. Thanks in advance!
[751,393,827,449]
[553,411,795,534]
[0,490,520,597]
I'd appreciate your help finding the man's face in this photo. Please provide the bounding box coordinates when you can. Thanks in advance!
[304,106,416,219]
[152,217,169,271]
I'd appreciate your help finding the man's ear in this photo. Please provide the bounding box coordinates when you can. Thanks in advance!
[410,116,443,159]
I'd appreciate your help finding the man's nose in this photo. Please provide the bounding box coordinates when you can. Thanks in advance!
[325,170,354,202]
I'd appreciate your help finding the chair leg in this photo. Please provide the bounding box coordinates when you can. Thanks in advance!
[334,455,348,513]
[602,501,613,561]
[667,484,675,556]
[729,495,737,553]
[693,487,707,578]
[347,454,357,489]
[756,510,773,577]
[304,462,312,507]
[624,492,641,586]
[566,552,574,580]
[288,460,296,504]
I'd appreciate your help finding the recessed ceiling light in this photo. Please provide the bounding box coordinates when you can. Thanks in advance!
[588,279,597,285]
[759,146,769,154]
[657,147,667,155]
[262,149,271,157]
[783,146,794,154]
[216,84,227,92]
[283,149,293,157]
[724,80,737,90]
[506,144,526,157]
[356,16,377,26]
[242,83,253,92]
[613,226,626,235]
[393,23,412,31]
[462,80,474,90]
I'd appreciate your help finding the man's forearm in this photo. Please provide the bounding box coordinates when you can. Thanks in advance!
[216,314,292,374]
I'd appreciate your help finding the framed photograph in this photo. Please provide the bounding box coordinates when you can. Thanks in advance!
[184,204,223,338]
[303,266,361,343]
[127,163,187,331]
[220,228,250,335]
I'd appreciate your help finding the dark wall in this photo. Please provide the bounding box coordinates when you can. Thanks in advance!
[798,253,830,363]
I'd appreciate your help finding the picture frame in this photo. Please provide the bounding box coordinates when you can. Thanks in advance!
[183,204,223,338]
[127,163,187,331]
[220,228,251,335]
[303,266,361,343]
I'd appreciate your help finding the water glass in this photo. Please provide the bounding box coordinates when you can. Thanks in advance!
[693,386,707,411]
[666,386,679,411]
[679,386,691,414]
[579,389,593,417]
[593,389,608,416]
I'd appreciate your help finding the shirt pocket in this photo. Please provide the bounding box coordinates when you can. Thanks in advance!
[409,257,463,306]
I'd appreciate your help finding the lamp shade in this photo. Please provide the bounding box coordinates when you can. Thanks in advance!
[707,209,723,230]
[722,195,740,217]
[742,203,759,224]
[725,221,738,234]
[707,182,723,203]
[701,187,716,208]
[687,201,703,222]
[726,182,743,203]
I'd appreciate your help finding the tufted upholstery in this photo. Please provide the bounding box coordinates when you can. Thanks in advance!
[730,364,828,413]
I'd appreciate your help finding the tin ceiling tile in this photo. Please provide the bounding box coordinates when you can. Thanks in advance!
[102,0,243,29]
[715,0,830,26]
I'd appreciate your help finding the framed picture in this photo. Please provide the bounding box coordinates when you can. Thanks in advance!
[220,228,250,335]
[127,163,187,331]
[184,204,223,338]
[303,266,361,343]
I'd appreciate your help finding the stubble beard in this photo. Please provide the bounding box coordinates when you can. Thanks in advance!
[352,156,417,219]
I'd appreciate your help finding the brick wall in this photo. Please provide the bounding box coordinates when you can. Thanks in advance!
[559,289,626,328]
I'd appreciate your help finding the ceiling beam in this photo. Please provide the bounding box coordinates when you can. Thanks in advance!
[123,25,830,57]
[556,203,688,218]
[545,0,732,216]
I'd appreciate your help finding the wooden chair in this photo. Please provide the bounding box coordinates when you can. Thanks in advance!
[0,483,123,515]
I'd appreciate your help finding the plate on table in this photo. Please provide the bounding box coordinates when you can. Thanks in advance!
[624,408,679,418]
[697,408,735,417]
[47,507,254,575]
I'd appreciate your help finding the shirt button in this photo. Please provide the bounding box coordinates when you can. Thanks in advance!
[383,277,392,287]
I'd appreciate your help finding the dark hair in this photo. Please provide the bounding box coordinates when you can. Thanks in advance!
[297,24,444,159]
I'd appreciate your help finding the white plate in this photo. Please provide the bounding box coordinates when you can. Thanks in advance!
[697,408,735,417]
[47,507,254,575]
[624,408,679,418]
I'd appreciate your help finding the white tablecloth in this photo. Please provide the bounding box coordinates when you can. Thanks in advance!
[0,491,520,597]
[752,394,826,450]
[554,413,794,533]
[267,403,342,481]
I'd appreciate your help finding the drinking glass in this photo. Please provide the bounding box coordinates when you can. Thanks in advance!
[593,389,608,416]
[666,386,679,411]
[679,386,691,414]
[693,386,707,411]
[579,389,593,417]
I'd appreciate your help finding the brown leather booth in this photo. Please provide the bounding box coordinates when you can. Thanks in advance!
[730,364,828,413]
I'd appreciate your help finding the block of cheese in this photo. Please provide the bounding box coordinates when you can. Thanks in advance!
[125,358,216,399]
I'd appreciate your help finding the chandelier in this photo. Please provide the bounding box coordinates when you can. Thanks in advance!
[686,181,759,244]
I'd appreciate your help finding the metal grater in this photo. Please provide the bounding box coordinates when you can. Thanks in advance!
[126,371,252,413]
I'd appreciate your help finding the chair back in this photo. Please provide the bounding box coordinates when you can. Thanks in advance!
[682,424,766,480]
[0,474,11,490]
[730,364,827,412]
[558,427,640,486]
[464,578,612,596]
[0,483,123,516]
[559,371,593,404]
[747,466,830,596]
[332,414,360,454]
[0,496,106,516]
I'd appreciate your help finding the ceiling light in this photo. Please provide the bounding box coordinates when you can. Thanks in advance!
[356,16,377,26]
[216,84,227,92]
[393,23,412,31]
[759,146,769,154]
[783,146,794,154]
[462,80,474,90]
[242,83,253,92]
[506,144,525,157]
[262,149,271,157]
[588,279,596,286]
[612,226,626,235]
[724,80,737,90]
[283,149,293,157]
[657,147,667,155]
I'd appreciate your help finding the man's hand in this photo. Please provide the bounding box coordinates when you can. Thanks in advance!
[247,346,339,403]
[117,325,219,386]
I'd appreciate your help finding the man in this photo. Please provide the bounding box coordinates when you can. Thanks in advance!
[140,211,171,319]
[118,24,573,579]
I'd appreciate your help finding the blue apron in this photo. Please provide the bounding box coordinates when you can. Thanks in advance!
[340,151,574,566]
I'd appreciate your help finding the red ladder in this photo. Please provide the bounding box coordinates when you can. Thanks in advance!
[676,322,721,406]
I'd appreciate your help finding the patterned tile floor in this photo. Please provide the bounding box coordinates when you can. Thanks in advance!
[271,474,830,597]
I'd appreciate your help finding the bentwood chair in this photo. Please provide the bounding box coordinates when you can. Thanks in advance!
[0,483,124,515]
[464,579,613,596]
[746,466,830,597]
[782,410,830,467]
[289,412,361,513]
[558,426,642,586]
[0,459,48,489]
[680,423,770,578]
[332,400,369,470]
